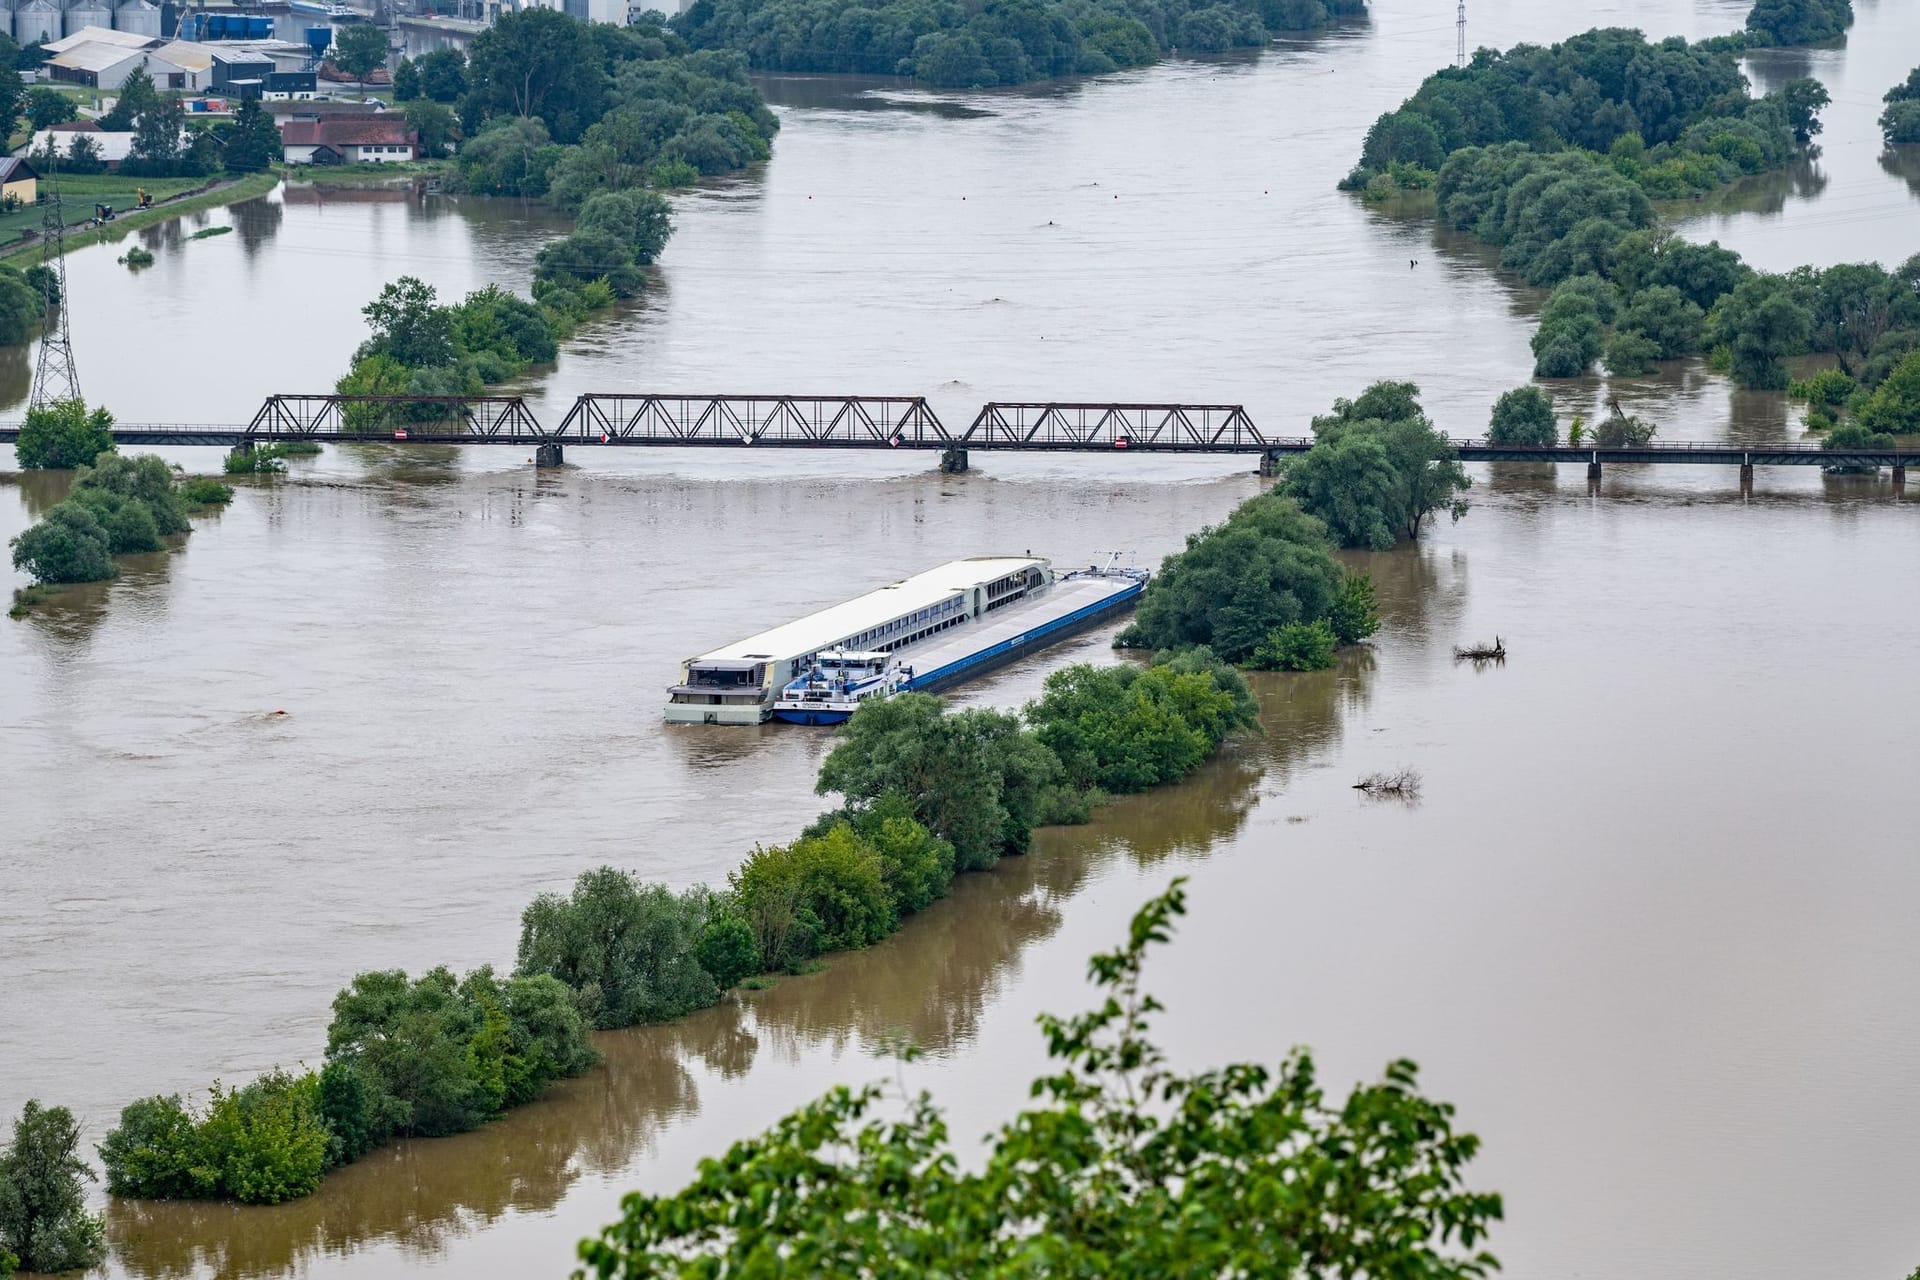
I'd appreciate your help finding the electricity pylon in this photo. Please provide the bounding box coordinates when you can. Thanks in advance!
[29,153,80,410]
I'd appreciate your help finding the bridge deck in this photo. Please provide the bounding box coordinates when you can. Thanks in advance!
[1,396,1915,468]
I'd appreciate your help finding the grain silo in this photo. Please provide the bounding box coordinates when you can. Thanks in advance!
[112,0,159,35]
[16,0,62,44]
[63,0,113,35]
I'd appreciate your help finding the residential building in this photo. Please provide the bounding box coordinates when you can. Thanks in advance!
[30,122,140,168]
[280,118,418,165]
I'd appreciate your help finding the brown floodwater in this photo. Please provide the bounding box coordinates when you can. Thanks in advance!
[4,0,1919,1277]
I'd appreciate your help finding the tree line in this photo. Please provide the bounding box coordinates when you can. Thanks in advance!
[1345,26,1826,201]
[673,0,1365,89]
[84,636,1272,1208]
[1885,65,1920,146]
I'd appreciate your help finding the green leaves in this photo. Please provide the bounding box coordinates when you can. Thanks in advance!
[574,881,1503,1280]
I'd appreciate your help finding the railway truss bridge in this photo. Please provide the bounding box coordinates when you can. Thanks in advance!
[1,394,1911,489]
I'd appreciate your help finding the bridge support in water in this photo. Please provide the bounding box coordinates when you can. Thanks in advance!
[535,442,564,468]
[940,448,969,474]
[228,440,253,463]
[1740,461,1754,493]
[1895,463,1907,494]
[1587,456,1602,483]
[1259,449,1286,477]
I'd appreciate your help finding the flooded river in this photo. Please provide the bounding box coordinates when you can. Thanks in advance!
[4,0,1919,1277]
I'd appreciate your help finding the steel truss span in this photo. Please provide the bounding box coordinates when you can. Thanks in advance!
[555,396,950,448]
[963,402,1278,452]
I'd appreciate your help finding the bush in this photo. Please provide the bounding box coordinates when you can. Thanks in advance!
[1855,348,1920,435]
[1591,413,1657,446]
[0,1102,106,1276]
[76,454,189,535]
[1026,654,1258,795]
[122,246,155,268]
[817,695,1060,872]
[1251,619,1339,672]
[732,824,895,972]
[1328,573,1380,645]
[1884,100,1920,145]
[1603,329,1662,376]
[324,965,597,1142]
[198,1071,329,1205]
[180,477,235,506]
[317,1061,377,1169]
[847,793,955,917]
[1115,492,1346,663]
[8,502,117,584]
[98,1095,205,1199]
[694,913,761,990]
[1789,368,1855,407]
[14,399,115,470]
[516,867,721,1029]
[1487,386,1556,445]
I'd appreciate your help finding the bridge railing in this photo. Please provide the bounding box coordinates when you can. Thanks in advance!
[554,395,949,447]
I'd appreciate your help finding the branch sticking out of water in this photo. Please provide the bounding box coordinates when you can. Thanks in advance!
[1354,768,1421,798]
[1453,636,1505,662]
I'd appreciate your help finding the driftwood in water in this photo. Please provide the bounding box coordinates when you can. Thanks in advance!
[1354,768,1422,798]
[1453,636,1506,661]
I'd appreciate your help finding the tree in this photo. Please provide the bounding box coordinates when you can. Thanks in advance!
[124,95,186,176]
[223,98,281,172]
[1883,101,1920,146]
[403,98,456,158]
[14,398,115,469]
[1115,491,1348,664]
[1604,329,1661,376]
[693,913,760,990]
[22,85,73,130]
[515,867,721,1028]
[8,501,116,583]
[1620,284,1707,358]
[1488,386,1557,444]
[575,188,672,263]
[391,56,421,101]
[1711,274,1814,389]
[1745,0,1855,46]
[416,47,469,103]
[1283,431,1399,550]
[0,65,21,147]
[1300,382,1469,543]
[574,880,1503,1280]
[359,276,455,368]
[464,7,607,144]
[1782,77,1830,142]
[331,24,390,84]
[100,64,158,131]
[815,695,1059,872]
[63,131,105,174]
[98,1095,207,1199]
[1856,348,1920,435]
[0,1101,107,1276]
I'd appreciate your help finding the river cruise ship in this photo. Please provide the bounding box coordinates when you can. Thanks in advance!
[665,556,1147,725]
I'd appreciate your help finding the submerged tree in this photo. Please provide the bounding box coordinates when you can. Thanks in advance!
[574,880,1503,1279]
[0,1101,107,1275]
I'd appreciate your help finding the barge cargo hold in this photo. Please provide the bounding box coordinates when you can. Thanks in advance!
[665,556,1145,725]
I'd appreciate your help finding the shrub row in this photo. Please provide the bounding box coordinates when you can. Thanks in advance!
[98,650,1270,1206]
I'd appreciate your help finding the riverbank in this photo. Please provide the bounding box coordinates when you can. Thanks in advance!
[277,159,454,188]
[0,172,281,267]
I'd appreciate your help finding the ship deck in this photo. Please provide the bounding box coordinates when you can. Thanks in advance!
[901,574,1140,690]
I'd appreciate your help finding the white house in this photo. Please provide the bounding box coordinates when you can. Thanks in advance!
[280,118,418,165]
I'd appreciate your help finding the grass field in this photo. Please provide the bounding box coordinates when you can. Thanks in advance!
[0,172,282,264]
[0,175,217,251]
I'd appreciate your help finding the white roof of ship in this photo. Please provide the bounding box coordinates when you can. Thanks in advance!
[692,557,1047,665]
[45,26,155,53]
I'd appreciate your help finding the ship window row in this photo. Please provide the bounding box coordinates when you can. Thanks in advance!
[839,595,967,652]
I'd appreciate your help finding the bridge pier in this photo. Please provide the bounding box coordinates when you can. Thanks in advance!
[534,442,565,468]
[939,447,969,474]
[228,440,254,462]
[1739,461,1754,494]
[1258,448,1286,477]
[1586,457,1602,485]
[1894,462,1907,494]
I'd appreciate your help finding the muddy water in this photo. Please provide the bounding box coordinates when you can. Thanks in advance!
[4,0,1919,1276]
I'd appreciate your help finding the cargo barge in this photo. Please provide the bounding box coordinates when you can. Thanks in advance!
[665,556,1146,726]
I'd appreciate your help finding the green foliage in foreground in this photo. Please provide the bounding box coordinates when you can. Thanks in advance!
[573,879,1503,1280]
[1288,380,1471,547]
[0,1101,106,1275]
[14,398,115,470]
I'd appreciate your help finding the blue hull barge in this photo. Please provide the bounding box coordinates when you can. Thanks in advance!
[667,556,1146,726]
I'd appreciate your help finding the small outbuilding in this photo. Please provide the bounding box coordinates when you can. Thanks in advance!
[0,157,38,207]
